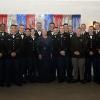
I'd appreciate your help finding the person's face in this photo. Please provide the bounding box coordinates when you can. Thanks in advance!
[60,26,64,34]
[88,27,94,33]
[0,24,5,32]
[25,30,31,36]
[31,29,35,36]
[36,23,42,31]
[68,26,73,32]
[10,26,17,34]
[95,23,100,30]
[19,25,25,33]
[81,24,86,31]
[42,29,47,36]
[53,28,59,34]
[64,25,68,32]
[49,24,55,31]
[76,28,81,36]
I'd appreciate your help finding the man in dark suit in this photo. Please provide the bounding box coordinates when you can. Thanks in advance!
[31,28,38,82]
[94,22,100,84]
[70,27,86,83]
[63,23,69,33]
[47,22,55,36]
[5,24,22,87]
[81,24,88,36]
[0,23,8,36]
[0,24,8,86]
[67,25,75,82]
[18,24,25,39]
[85,26,97,82]
[68,25,75,38]
[17,24,26,83]
[35,22,42,38]
[56,26,70,83]
[50,27,59,81]
[21,28,36,82]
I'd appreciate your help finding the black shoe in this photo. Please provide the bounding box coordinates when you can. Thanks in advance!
[21,78,27,84]
[16,82,22,86]
[6,84,11,87]
[72,79,79,83]
[17,83,22,86]
[0,83,4,87]
[80,80,86,84]
[67,79,73,83]
[58,79,65,83]
[95,81,100,84]
[85,80,91,83]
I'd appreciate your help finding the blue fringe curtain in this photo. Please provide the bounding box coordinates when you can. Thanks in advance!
[44,14,53,30]
[17,14,26,28]
[72,15,81,32]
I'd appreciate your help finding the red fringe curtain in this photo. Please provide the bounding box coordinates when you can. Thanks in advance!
[0,14,7,31]
[53,15,63,27]
[26,14,35,29]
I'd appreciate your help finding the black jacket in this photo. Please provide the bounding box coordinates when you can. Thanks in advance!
[5,33,22,58]
[86,32,97,57]
[0,32,8,58]
[95,31,100,57]
[57,33,70,57]
[70,34,86,58]
[22,36,36,57]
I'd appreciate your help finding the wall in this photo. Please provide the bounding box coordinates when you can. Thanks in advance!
[0,0,100,28]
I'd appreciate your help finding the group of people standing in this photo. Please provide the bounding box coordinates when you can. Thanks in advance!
[0,21,100,87]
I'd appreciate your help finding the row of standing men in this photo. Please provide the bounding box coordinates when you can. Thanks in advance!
[0,22,100,87]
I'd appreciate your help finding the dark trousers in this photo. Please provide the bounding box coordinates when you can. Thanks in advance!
[51,56,57,81]
[95,57,100,83]
[20,57,27,82]
[27,57,37,82]
[57,56,70,82]
[38,57,52,82]
[0,59,5,84]
[5,58,21,84]
[67,57,73,81]
[20,57,36,82]
[85,56,97,82]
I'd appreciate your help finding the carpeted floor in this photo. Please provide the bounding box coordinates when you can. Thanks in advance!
[0,82,100,100]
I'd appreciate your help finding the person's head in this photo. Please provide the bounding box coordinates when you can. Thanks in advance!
[19,24,25,33]
[31,28,35,36]
[81,24,86,31]
[42,29,47,37]
[49,22,55,31]
[59,26,64,34]
[10,24,18,34]
[68,25,73,33]
[0,23,6,32]
[36,22,42,31]
[88,26,94,33]
[76,27,81,36]
[25,28,31,36]
[53,27,59,34]
[94,22,100,30]
[63,23,69,32]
